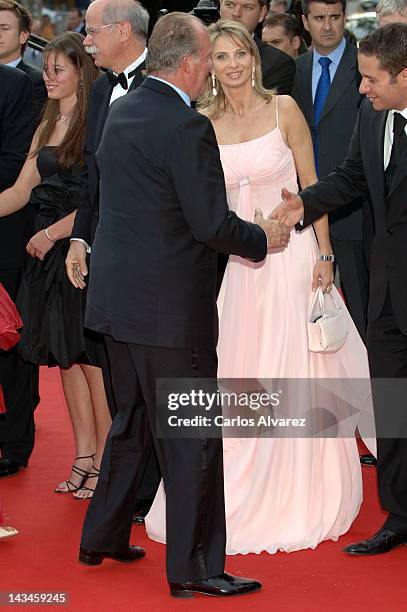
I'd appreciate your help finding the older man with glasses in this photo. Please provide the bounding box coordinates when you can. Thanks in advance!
[66,0,161,520]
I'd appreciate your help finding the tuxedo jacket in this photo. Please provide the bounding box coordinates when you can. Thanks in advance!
[71,65,145,245]
[254,35,295,95]
[0,65,36,269]
[301,99,407,332]
[292,42,364,240]
[86,78,267,348]
[17,59,47,121]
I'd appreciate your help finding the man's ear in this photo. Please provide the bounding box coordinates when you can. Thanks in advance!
[258,4,267,24]
[19,30,30,47]
[118,20,132,42]
[302,15,310,33]
[180,55,191,75]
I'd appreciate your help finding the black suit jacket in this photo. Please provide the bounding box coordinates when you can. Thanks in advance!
[301,99,407,332]
[292,42,364,240]
[17,59,47,121]
[0,65,36,269]
[86,78,267,348]
[254,35,295,95]
[71,65,145,245]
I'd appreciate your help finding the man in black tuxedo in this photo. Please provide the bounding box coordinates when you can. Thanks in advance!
[77,11,290,597]
[219,0,296,93]
[0,1,47,120]
[273,23,407,556]
[292,0,368,343]
[0,64,36,477]
[66,0,158,523]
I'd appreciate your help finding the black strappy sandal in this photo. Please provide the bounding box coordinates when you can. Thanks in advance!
[54,454,95,493]
[73,466,100,499]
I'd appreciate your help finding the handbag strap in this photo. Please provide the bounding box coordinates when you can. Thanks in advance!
[310,286,337,317]
[318,286,337,314]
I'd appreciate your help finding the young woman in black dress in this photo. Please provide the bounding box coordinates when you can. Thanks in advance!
[0,32,112,499]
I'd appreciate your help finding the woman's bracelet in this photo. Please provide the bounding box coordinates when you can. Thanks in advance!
[320,254,335,262]
[45,227,56,243]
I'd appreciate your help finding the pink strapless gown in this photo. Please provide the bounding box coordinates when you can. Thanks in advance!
[146,125,374,554]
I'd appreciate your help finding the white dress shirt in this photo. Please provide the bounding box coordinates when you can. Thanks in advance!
[109,48,147,106]
[6,56,22,68]
[70,49,147,253]
[383,107,407,170]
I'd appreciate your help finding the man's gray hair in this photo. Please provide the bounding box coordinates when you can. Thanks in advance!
[145,12,202,74]
[101,0,149,40]
[376,0,407,17]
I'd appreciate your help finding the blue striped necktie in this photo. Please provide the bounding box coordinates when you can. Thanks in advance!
[313,57,332,174]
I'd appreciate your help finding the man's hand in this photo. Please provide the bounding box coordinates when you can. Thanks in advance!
[26,230,55,261]
[66,241,88,289]
[254,209,290,249]
[270,188,304,227]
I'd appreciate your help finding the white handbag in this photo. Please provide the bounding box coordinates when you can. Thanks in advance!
[308,287,348,353]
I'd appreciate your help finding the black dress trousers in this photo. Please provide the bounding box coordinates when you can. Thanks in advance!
[0,267,38,465]
[81,335,226,583]
[367,290,407,532]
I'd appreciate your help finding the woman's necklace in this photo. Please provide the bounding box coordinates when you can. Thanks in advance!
[57,110,72,122]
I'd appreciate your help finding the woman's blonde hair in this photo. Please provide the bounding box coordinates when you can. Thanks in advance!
[197,20,274,119]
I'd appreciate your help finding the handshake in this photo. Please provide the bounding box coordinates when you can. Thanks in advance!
[254,188,304,248]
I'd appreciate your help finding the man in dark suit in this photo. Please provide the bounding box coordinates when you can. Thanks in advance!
[273,23,407,556]
[219,0,296,93]
[292,0,368,343]
[66,0,157,521]
[0,64,36,478]
[77,11,289,597]
[0,1,47,119]
[67,7,87,36]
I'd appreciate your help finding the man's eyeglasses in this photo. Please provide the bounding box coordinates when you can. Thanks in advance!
[85,22,120,37]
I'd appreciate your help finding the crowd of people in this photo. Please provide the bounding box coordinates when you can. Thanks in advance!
[1,0,407,600]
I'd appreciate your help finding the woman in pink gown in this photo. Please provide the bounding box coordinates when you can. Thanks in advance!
[146,20,374,554]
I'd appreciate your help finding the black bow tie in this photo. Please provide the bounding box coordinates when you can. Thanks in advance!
[107,68,138,90]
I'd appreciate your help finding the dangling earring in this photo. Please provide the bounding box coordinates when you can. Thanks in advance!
[211,73,218,97]
[251,64,255,88]
[80,80,84,90]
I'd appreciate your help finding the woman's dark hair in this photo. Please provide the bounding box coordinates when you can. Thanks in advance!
[33,32,99,168]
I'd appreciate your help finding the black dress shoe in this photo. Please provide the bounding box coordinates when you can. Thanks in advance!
[343,528,407,555]
[79,545,146,566]
[360,453,377,466]
[0,459,22,478]
[132,500,152,524]
[169,572,262,598]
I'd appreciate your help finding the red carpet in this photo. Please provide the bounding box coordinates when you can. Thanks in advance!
[1,367,406,611]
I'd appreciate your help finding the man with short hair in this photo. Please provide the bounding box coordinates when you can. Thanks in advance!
[77,11,289,598]
[262,12,303,57]
[376,0,407,25]
[0,0,46,119]
[66,0,160,520]
[274,23,407,556]
[0,64,36,479]
[220,0,296,93]
[292,0,369,347]
[67,7,86,35]
[269,0,289,14]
